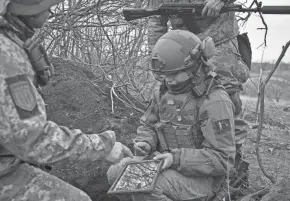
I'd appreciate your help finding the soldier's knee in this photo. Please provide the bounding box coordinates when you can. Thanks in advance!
[77,191,92,201]
[69,189,92,201]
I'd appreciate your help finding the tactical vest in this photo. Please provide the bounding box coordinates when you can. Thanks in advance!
[152,71,222,152]
[154,90,207,152]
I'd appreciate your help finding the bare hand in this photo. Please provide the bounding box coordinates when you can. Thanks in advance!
[153,153,173,171]
[105,142,134,164]
[133,141,151,156]
[202,0,225,17]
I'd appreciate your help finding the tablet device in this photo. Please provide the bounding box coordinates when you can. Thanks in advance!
[107,159,163,195]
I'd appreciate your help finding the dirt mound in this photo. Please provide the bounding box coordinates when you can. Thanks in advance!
[42,58,141,201]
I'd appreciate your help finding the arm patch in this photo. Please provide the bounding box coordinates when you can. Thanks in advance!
[214,119,231,133]
[5,74,40,120]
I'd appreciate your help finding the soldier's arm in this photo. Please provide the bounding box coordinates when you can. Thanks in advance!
[0,73,115,165]
[134,91,160,152]
[171,90,236,177]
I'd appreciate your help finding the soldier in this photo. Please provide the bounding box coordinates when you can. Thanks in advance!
[146,0,249,162]
[107,30,236,201]
[0,1,133,201]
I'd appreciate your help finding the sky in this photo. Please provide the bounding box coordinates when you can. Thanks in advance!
[241,0,290,63]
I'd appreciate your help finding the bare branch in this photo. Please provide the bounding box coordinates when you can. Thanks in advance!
[256,40,290,184]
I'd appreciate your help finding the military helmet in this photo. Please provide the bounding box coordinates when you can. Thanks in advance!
[151,29,215,74]
[7,0,64,16]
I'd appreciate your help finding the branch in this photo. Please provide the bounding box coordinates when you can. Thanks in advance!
[237,0,256,25]
[110,84,145,114]
[96,0,117,68]
[254,0,268,47]
[256,40,290,184]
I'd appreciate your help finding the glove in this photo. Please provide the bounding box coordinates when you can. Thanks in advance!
[133,141,151,156]
[202,0,225,17]
[105,142,134,164]
[153,152,173,171]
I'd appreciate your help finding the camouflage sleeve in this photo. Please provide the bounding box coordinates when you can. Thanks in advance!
[148,15,168,54]
[171,90,236,177]
[0,39,115,165]
[135,91,160,152]
[0,74,116,164]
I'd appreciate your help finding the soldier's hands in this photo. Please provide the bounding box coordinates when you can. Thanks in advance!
[202,0,225,17]
[105,142,134,164]
[133,141,151,156]
[153,153,173,171]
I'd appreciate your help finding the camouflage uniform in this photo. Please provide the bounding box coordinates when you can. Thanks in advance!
[107,85,236,200]
[147,0,249,147]
[0,17,115,201]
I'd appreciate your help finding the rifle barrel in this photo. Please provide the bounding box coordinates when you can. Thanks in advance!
[227,6,290,14]
[261,6,290,14]
[123,5,290,22]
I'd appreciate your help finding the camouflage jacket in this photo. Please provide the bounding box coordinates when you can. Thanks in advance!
[135,88,236,177]
[0,28,115,177]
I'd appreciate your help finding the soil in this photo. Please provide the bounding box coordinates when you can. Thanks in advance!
[43,58,141,201]
[43,59,290,201]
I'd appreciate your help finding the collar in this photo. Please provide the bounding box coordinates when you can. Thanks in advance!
[1,13,34,41]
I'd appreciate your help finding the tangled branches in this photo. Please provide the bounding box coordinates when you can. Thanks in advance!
[41,0,157,112]
[237,0,268,47]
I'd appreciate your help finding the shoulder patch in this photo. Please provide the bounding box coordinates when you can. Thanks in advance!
[214,119,231,133]
[5,74,40,120]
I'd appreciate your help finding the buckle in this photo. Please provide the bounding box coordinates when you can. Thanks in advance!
[192,83,207,97]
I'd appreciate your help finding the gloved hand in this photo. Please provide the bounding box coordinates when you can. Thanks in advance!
[133,141,151,156]
[202,0,225,17]
[105,142,134,164]
[153,153,173,171]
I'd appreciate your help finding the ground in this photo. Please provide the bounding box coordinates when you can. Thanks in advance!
[43,59,290,201]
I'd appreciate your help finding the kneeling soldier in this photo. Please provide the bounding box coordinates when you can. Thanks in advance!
[107,30,236,201]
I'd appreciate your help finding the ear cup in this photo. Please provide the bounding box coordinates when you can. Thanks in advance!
[201,37,216,59]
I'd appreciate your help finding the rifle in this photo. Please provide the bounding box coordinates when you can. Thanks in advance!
[123,3,290,21]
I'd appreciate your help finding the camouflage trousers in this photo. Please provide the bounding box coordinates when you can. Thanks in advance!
[107,156,213,201]
[0,163,91,201]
